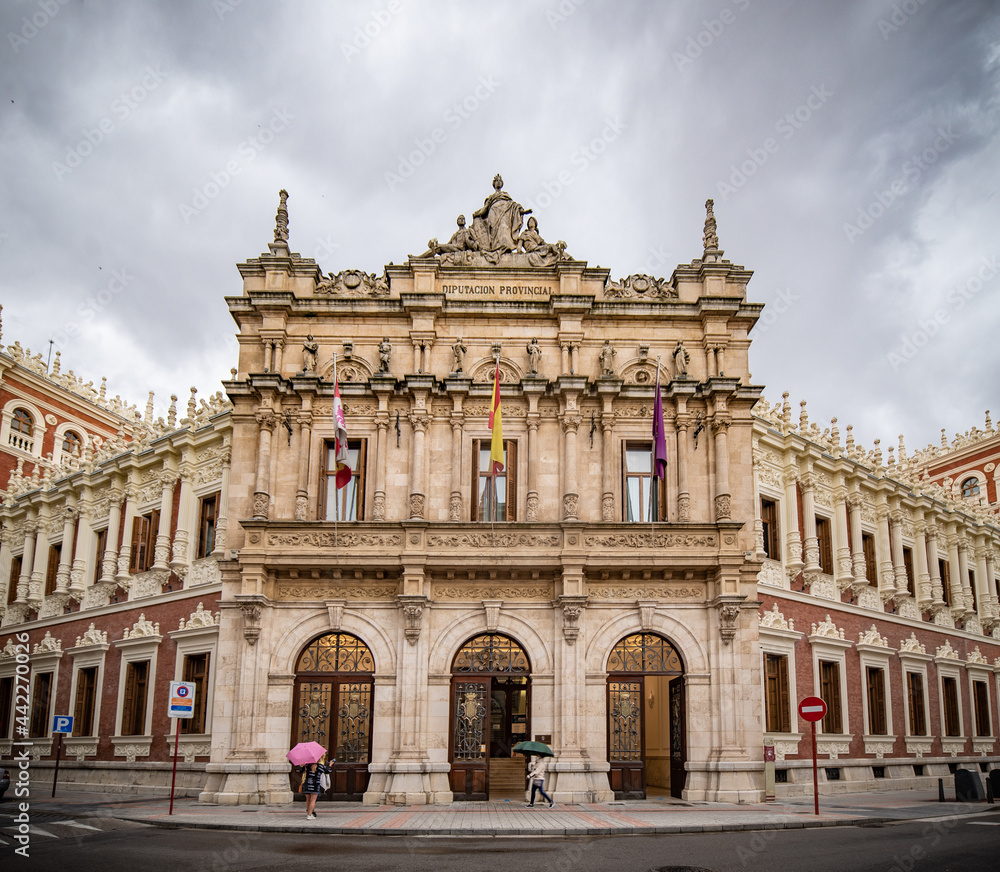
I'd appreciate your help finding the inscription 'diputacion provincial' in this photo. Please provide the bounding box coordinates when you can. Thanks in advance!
[441,283,555,298]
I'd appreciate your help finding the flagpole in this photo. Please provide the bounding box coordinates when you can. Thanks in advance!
[651,356,660,548]
[332,352,339,562]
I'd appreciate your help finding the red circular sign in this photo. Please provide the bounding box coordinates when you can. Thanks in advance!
[798,696,827,722]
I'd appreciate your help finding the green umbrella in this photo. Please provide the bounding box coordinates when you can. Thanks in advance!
[512,740,553,757]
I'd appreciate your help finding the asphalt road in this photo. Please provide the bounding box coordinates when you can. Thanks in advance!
[3,812,998,872]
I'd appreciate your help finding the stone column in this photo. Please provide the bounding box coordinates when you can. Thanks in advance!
[889,511,908,596]
[294,411,313,522]
[800,473,819,573]
[262,339,273,373]
[253,410,276,520]
[55,505,77,594]
[15,518,37,605]
[101,487,124,584]
[272,339,283,374]
[712,417,731,520]
[955,537,973,618]
[28,516,49,607]
[170,465,195,574]
[876,500,895,602]
[913,521,934,611]
[675,413,691,522]
[561,413,580,520]
[69,502,91,597]
[926,525,945,608]
[832,487,852,591]
[116,485,138,583]
[847,492,865,583]
[212,448,231,557]
[449,413,463,521]
[408,413,428,519]
[152,472,177,571]
[412,342,421,373]
[373,418,388,521]
[601,414,614,521]
[782,468,802,580]
[560,343,569,375]
[946,533,963,618]
[526,418,540,520]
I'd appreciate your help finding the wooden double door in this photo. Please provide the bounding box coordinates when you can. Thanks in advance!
[449,676,530,800]
[607,633,686,800]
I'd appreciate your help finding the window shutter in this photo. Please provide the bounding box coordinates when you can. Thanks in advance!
[505,440,517,521]
[129,516,143,574]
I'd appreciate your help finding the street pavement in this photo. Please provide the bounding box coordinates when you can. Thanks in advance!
[5,787,1000,838]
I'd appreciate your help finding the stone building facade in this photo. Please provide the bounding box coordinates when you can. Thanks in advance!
[200,182,766,806]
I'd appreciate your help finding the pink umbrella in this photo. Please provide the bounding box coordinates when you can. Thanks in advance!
[287,741,327,766]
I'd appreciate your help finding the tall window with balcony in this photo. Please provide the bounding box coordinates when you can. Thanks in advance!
[321,440,365,521]
[121,661,150,736]
[73,666,98,736]
[623,442,665,522]
[180,652,210,734]
[29,672,52,738]
[866,667,887,735]
[473,439,516,521]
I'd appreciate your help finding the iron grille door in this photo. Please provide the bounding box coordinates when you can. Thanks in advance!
[450,679,490,800]
[607,678,645,799]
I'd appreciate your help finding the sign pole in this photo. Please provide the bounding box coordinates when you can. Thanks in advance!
[169,715,180,815]
[51,732,63,798]
[811,719,818,816]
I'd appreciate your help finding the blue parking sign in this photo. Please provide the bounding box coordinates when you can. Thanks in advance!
[53,715,73,733]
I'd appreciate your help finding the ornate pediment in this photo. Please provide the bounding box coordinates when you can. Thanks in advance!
[122,613,160,639]
[413,174,575,268]
[178,602,219,631]
[315,269,389,296]
[33,631,62,654]
[604,274,676,299]
[759,603,795,631]
[898,632,926,655]
[809,614,845,639]
[857,624,888,647]
[935,639,959,660]
[75,623,108,648]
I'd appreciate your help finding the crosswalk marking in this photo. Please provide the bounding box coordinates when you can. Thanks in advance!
[60,820,102,831]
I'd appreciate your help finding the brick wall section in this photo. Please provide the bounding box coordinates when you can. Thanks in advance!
[1,591,220,762]
[761,592,1000,762]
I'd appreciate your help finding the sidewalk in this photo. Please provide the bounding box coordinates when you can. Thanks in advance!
[14,788,1000,837]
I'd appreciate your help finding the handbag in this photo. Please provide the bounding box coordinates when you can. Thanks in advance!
[319,770,331,791]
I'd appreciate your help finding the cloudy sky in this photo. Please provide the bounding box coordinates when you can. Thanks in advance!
[1,0,998,454]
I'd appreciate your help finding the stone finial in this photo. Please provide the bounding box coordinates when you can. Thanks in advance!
[986,410,993,433]
[187,387,197,420]
[99,377,107,402]
[845,424,855,454]
[887,445,895,472]
[167,395,177,429]
[780,392,791,431]
[274,189,289,244]
[702,198,719,253]
[52,350,61,375]
[144,391,155,424]
[799,399,808,432]
[873,438,882,468]
[897,434,907,464]
[941,428,948,449]
[830,417,840,446]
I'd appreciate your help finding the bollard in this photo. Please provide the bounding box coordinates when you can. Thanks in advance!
[938,777,945,803]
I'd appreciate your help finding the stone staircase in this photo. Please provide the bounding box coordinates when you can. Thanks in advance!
[489,757,528,797]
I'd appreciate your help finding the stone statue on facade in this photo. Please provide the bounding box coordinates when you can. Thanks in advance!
[673,341,690,378]
[378,337,392,373]
[599,340,616,377]
[301,334,318,372]
[517,216,568,267]
[526,337,541,375]
[452,337,467,373]
[472,174,529,255]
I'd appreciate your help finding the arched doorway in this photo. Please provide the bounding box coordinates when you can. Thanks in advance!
[449,633,531,801]
[607,632,685,799]
[291,632,374,802]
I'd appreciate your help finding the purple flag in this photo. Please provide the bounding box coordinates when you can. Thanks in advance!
[653,367,668,479]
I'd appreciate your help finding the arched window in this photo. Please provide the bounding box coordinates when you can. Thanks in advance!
[961,477,980,499]
[452,634,530,674]
[11,408,33,436]
[62,430,82,455]
[607,633,683,673]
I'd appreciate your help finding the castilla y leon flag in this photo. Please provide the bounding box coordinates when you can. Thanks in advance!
[332,375,352,489]
[653,365,668,480]
[488,359,504,475]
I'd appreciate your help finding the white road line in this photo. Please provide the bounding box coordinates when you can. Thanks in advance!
[967,821,1000,826]
[60,821,102,831]
[28,826,58,838]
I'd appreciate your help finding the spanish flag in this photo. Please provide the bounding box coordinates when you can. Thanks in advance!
[488,359,504,475]
[332,374,352,490]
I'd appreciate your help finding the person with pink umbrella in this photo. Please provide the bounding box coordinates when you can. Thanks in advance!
[287,741,331,820]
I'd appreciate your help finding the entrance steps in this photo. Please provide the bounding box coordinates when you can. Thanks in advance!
[489,757,527,795]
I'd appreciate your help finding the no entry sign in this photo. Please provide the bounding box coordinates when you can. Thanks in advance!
[798,696,827,722]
